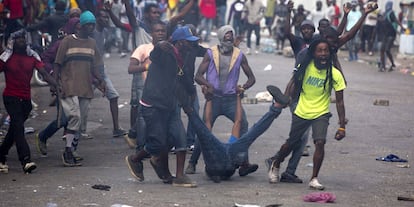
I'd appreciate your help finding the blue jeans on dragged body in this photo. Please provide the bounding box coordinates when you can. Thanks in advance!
[38,102,68,143]
[141,106,174,156]
[187,105,282,178]
[189,95,249,166]
[185,92,200,147]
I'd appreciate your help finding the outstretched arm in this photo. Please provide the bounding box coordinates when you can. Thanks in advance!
[103,2,130,31]
[169,0,195,27]
[337,3,351,35]
[284,1,295,42]
[338,4,377,47]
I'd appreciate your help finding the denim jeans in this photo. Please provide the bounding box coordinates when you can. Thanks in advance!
[217,5,227,28]
[199,17,213,41]
[168,104,187,151]
[189,95,249,166]
[0,96,32,165]
[141,106,174,155]
[187,105,282,178]
[232,18,244,36]
[38,102,68,143]
[284,103,310,175]
[185,92,200,147]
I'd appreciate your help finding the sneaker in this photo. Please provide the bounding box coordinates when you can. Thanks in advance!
[368,51,373,56]
[268,160,279,184]
[23,162,37,174]
[123,134,136,149]
[238,164,259,176]
[125,155,144,181]
[0,163,8,173]
[266,85,290,105]
[309,177,325,190]
[120,52,127,58]
[35,133,47,156]
[187,145,194,153]
[254,50,259,54]
[246,48,251,55]
[62,151,82,167]
[185,163,196,174]
[104,53,110,58]
[113,128,127,138]
[172,175,197,188]
[72,151,84,161]
[280,172,303,183]
[80,133,93,139]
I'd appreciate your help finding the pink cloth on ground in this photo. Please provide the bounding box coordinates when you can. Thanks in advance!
[303,192,336,203]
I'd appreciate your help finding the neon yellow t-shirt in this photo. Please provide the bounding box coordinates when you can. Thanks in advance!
[294,61,346,120]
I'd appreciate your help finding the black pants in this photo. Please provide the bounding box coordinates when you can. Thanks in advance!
[0,96,32,165]
[360,25,376,52]
[246,23,260,48]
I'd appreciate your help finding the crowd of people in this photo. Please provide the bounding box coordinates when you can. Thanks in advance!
[0,0,404,190]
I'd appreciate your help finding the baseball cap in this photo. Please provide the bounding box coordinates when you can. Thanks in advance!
[300,20,315,29]
[171,26,199,42]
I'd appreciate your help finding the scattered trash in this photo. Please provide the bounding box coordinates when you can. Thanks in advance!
[255,91,272,102]
[124,102,128,105]
[173,204,179,207]
[99,119,103,123]
[306,163,314,167]
[118,104,125,108]
[110,204,133,207]
[33,190,37,193]
[43,110,47,114]
[24,127,35,134]
[82,203,100,206]
[263,64,272,71]
[373,99,389,106]
[303,192,336,203]
[241,98,258,104]
[234,203,260,207]
[58,186,65,190]
[46,203,58,207]
[398,196,414,201]
[376,154,408,162]
[91,184,111,191]
[396,164,410,168]
[138,190,143,193]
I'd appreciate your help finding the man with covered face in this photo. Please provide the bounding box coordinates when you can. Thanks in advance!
[190,25,256,177]
[267,39,347,190]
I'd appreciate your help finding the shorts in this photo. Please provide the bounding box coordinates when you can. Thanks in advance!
[287,113,332,147]
[98,65,119,100]
[381,36,395,52]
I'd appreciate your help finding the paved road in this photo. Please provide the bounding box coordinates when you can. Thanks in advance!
[0,42,413,207]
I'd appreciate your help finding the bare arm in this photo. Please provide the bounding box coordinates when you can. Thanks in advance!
[103,2,129,31]
[37,66,57,88]
[128,57,148,74]
[240,54,256,90]
[123,0,138,29]
[337,3,351,35]
[284,1,295,42]
[338,4,377,47]
[195,53,212,88]
[334,90,346,140]
[169,0,195,27]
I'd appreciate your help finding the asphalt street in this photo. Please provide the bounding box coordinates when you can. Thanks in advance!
[0,40,413,207]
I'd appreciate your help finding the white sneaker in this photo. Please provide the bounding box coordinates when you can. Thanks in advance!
[309,177,325,190]
[0,163,9,173]
[104,53,110,58]
[255,50,259,54]
[246,48,251,55]
[268,160,279,184]
[120,52,127,58]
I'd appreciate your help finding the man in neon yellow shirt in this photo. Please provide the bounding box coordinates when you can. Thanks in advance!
[268,39,347,190]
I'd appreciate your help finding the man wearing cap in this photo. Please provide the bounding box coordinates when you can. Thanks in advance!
[190,25,256,177]
[125,26,198,187]
[54,11,106,166]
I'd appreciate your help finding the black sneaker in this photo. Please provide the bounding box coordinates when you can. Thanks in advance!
[280,172,303,183]
[125,155,144,181]
[62,151,82,167]
[23,162,37,174]
[266,85,290,105]
[238,164,259,176]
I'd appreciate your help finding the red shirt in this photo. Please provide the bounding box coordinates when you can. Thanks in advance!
[3,0,24,19]
[0,53,45,100]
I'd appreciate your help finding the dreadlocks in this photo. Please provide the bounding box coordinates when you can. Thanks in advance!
[292,38,334,101]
